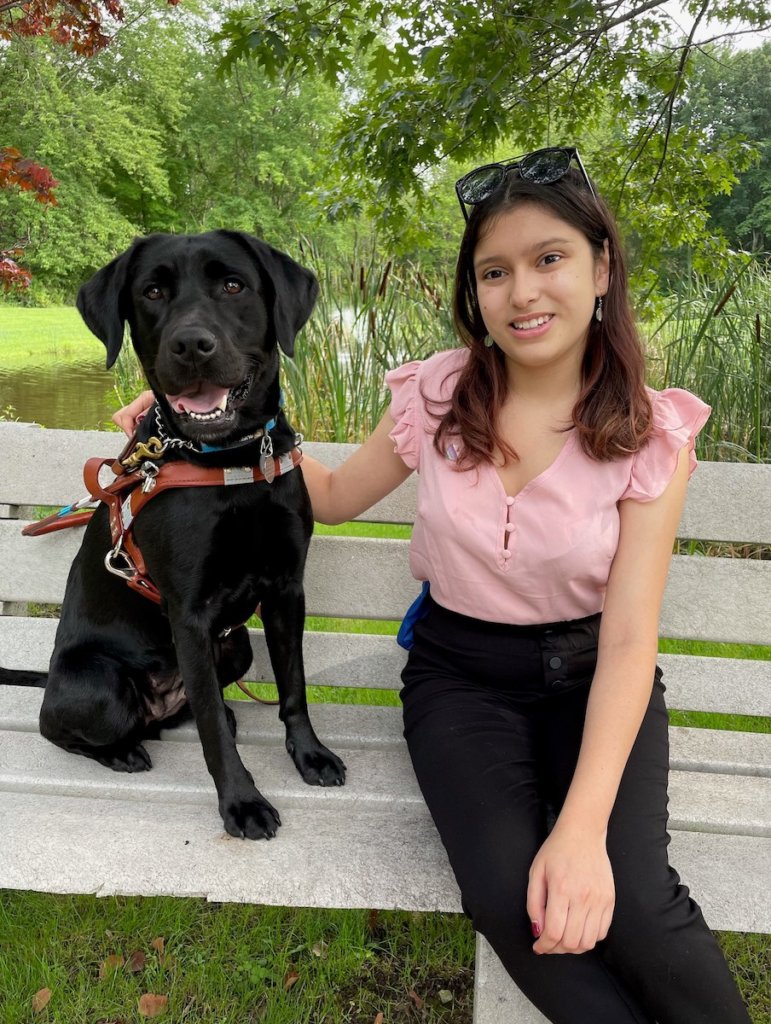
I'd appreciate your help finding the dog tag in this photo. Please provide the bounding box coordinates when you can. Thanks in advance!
[260,452,275,484]
[259,433,275,484]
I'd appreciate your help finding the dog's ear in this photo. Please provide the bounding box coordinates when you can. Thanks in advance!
[227,232,319,357]
[76,242,140,369]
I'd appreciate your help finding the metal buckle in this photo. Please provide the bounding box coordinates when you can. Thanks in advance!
[104,538,137,581]
[121,437,167,471]
[139,461,160,493]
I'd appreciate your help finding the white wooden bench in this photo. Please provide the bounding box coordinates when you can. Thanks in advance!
[0,420,769,1023]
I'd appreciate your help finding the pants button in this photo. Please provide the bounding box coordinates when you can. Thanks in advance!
[549,656,563,669]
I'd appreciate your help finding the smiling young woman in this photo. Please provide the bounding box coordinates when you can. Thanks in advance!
[115,148,751,1024]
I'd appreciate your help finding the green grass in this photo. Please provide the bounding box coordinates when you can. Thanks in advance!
[0,306,98,368]
[0,891,476,1024]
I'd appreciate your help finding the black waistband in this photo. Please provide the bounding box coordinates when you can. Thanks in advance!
[425,594,602,639]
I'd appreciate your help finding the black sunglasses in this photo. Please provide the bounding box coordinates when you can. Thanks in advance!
[455,146,596,221]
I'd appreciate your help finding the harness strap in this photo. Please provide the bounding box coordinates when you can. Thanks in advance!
[22,445,304,612]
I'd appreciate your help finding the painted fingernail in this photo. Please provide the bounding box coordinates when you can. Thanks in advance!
[531,921,541,938]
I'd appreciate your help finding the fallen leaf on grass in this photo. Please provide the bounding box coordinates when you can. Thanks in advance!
[311,940,328,959]
[374,1014,384,1024]
[31,989,51,1013]
[408,989,424,1009]
[283,969,300,991]
[138,993,168,1018]
[99,955,124,978]
[151,937,165,955]
[128,950,146,973]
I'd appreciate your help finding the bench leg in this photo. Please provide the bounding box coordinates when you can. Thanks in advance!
[473,933,550,1024]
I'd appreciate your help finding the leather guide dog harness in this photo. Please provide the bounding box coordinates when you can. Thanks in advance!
[23,430,303,608]
[22,429,302,706]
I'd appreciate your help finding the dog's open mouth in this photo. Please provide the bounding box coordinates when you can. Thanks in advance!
[165,374,254,425]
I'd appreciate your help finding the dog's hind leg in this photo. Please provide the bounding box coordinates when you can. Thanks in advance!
[40,649,151,773]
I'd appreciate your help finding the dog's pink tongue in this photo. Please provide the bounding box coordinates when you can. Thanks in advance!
[166,383,229,415]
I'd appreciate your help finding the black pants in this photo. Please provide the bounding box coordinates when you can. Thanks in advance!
[400,597,750,1024]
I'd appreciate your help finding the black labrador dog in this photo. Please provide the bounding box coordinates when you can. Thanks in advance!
[16,230,346,838]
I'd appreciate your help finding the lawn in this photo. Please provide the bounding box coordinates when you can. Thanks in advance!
[0,305,97,369]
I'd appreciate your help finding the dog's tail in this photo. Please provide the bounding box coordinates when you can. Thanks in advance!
[0,668,47,687]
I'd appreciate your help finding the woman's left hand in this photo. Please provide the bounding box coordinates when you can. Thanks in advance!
[526,825,615,955]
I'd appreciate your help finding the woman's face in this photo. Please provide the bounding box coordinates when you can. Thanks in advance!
[473,202,609,380]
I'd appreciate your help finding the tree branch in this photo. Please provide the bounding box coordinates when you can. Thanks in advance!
[649,0,710,191]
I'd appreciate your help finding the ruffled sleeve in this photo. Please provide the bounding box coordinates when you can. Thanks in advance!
[621,388,711,502]
[385,360,422,470]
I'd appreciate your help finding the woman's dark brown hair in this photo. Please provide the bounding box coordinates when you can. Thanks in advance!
[432,167,653,466]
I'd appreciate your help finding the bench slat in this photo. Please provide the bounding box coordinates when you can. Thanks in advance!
[2,618,769,717]
[0,786,768,932]
[2,522,769,644]
[4,687,770,777]
[1,707,769,836]
[2,423,770,542]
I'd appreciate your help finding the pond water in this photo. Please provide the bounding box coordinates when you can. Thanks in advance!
[0,360,117,430]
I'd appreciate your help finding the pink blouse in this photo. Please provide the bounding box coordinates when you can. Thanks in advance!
[386,348,711,625]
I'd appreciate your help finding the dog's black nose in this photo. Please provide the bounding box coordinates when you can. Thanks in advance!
[169,330,218,360]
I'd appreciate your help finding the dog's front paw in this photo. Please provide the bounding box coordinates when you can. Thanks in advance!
[219,791,282,840]
[287,739,347,787]
[97,742,152,773]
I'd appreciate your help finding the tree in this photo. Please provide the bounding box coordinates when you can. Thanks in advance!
[0,1,354,299]
[0,147,58,290]
[213,0,771,271]
[678,42,771,253]
[0,0,179,290]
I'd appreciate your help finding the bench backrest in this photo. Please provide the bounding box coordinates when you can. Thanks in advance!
[1,422,769,718]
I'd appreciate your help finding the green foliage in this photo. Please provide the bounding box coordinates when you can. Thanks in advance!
[677,42,771,252]
[645,257,771,461]
[0,0,354,300]
[214,0,771,271]
[283,240,454,442]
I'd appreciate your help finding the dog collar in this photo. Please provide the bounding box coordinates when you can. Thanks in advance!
[152,406,277,456]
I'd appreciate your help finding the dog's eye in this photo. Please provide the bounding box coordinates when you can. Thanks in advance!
[223,278,244,295]
[143,285,163,301]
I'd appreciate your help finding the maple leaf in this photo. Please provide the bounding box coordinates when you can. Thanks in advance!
[0,255,32,291]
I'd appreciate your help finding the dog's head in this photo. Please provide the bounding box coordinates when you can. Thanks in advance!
[76,230,318,445]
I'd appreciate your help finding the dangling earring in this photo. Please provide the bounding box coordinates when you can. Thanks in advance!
[483,334,494,348]
[595,296,604,323]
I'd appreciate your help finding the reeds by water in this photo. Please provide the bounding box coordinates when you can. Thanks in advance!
[645,259,770,463]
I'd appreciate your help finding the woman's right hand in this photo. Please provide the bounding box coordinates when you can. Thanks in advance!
[113,390,154,436]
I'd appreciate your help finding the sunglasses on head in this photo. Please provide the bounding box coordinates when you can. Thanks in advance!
[455,146,596,221]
